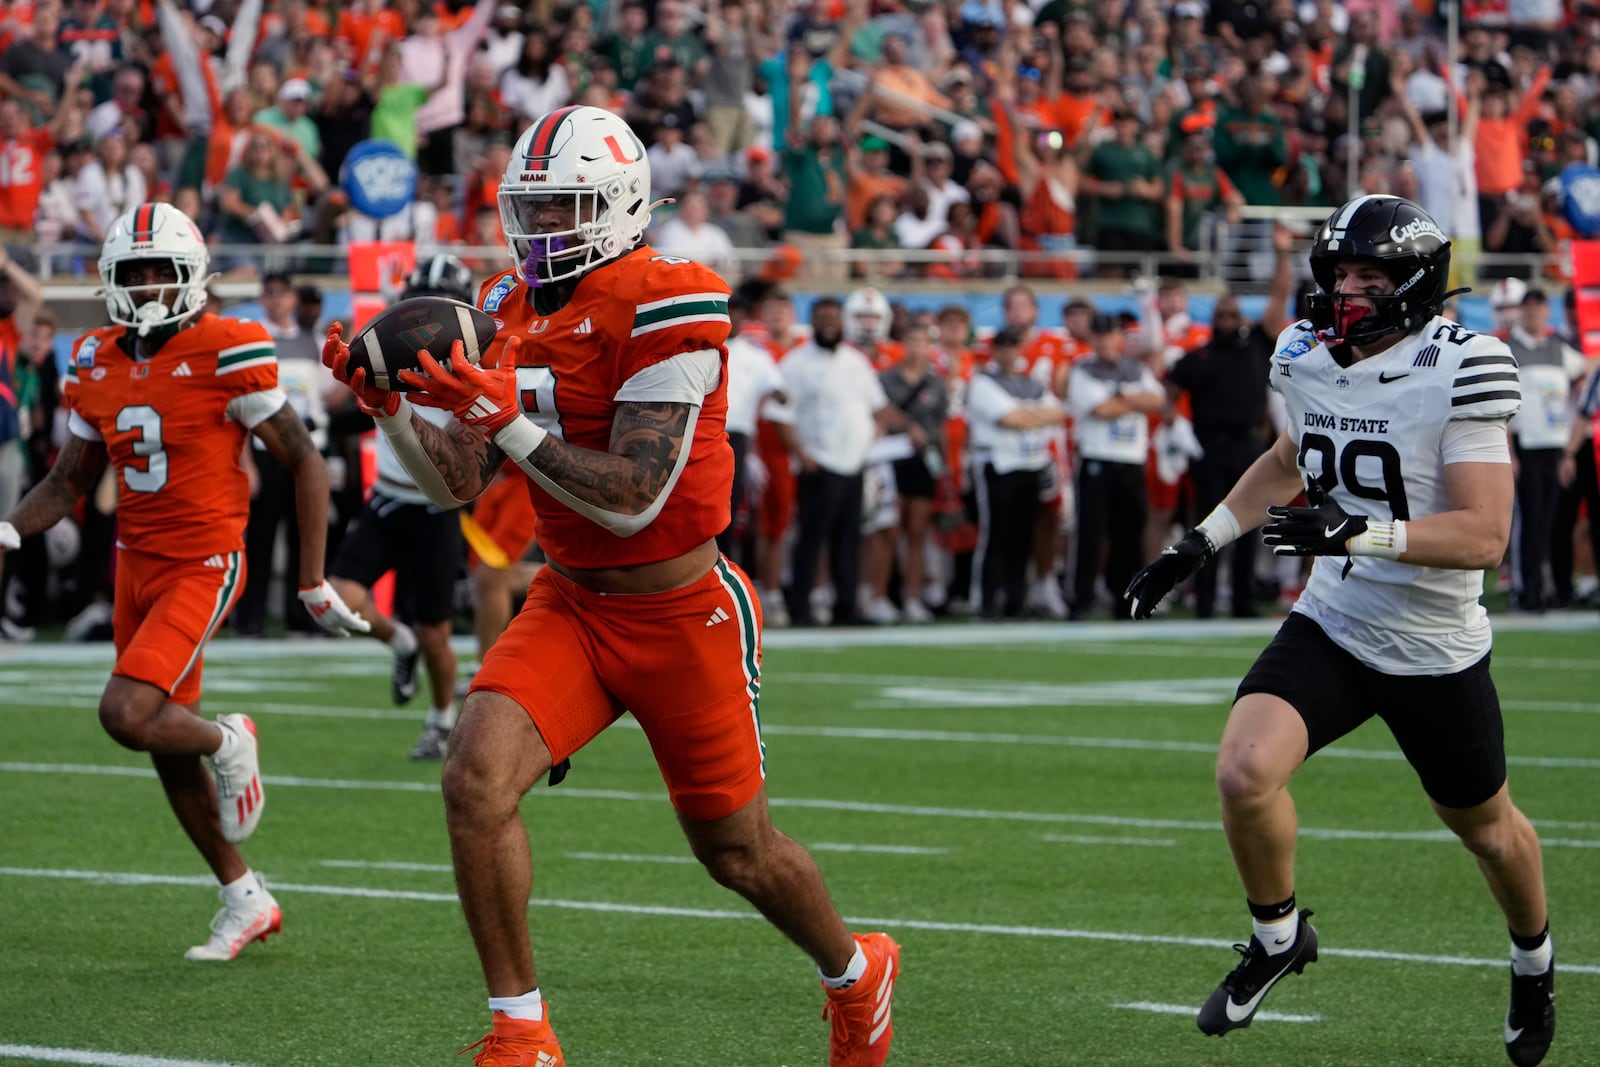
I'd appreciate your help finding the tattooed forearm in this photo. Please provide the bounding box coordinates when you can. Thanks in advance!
[7,435,107,537]
[528,402,691,515]
[254,405,320,466]
[411,411,505,499]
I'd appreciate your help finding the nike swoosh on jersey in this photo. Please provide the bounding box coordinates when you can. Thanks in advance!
[1379,372,1410,383]
[1324,520,1348,539]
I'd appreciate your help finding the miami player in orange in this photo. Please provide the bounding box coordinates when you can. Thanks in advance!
[321,105,900,1067]
[0,202,367,960]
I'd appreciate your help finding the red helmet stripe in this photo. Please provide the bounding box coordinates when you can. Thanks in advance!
[523,106,582,171]
[133,202,156,242]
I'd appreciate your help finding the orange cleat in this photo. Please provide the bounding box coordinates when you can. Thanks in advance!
[459,1011,566,1067]
[822,933,901,1067]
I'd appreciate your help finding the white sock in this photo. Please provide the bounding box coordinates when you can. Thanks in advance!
[1511,934,1553,976]
[388,622,417,655]
[820,944,867,989]
[489,989,543,1021]
[1254,911,1299,957]
[221,870,262,910]
[426,705,457,731]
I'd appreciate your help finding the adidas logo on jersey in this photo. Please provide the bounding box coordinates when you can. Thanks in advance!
[204,554,229,568]
[572,317,593,335]
[705,607,730,627]
[174,361,193,377]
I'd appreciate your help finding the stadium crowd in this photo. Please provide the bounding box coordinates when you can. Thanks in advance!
[1,0,1598,641]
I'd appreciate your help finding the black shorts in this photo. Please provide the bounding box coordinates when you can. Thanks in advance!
[892,455,936,500]
[330,491,463,625]
[1237,613,1507,809]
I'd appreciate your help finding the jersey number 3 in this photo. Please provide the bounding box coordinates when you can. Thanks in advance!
[116,405,168,493]
[1298,432,1410,520]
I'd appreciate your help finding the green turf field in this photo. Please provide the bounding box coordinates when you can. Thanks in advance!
[1,618,1596,1066]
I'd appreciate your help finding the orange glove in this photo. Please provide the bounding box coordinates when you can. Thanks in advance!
[400,338,523,437]
[322,322,401,418]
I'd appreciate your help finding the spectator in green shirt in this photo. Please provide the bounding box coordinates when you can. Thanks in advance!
[1084,109,1164,276]
[253,78,322,163]
[1165,129,1244,274]
[1213,75,1287,206]
[781,113,847,284]
[371,46,441,159]
[599,1,658,93]
[851,194,905,280]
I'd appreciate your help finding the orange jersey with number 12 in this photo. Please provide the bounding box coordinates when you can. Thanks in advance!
[477,247,733,569]
[63,315,279,559]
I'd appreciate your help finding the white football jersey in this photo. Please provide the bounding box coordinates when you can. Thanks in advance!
[1268,316,1520,674]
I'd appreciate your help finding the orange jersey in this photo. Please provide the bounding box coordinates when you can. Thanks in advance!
[64,316,279,559]
[861,339,904,373]
[477,247,734,569]
[0,132,48,230]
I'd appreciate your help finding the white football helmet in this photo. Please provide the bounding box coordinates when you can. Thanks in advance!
[500,105,660,286]
[97,202,214,337]
[843,287,892,346]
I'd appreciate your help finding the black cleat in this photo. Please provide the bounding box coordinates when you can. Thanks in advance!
[1197,910,1319,1036]
[391,644,421,705]
[1505,962,1555,1066]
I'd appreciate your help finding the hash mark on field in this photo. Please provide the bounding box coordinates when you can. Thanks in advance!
[564,852,698,865]
[1042,834,1177,848]
[321,860,453,873]
[0,1044,254,1066]
[1112,1002,1323,1024]
[5,866,1600,976]
[808,842,949,855]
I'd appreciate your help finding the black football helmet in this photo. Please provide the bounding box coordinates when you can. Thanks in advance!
[401,254,476,304]
[1306,195,1462,348]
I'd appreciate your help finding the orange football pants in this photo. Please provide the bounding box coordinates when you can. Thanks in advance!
[472,474,538,567]
[112,547,246,707]
[471,556,767,821]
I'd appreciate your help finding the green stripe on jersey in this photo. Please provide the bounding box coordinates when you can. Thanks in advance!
[216,345,276,369]
[632,298,729,330]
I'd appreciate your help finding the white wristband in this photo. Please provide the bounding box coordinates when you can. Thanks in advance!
[1347,520,1406,560]
[1195,504,1242,551]
[494,416,549,462]
[375,397,414,435]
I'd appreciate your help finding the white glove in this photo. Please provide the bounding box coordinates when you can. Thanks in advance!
[0,522,18,551]
[297,580,371,636]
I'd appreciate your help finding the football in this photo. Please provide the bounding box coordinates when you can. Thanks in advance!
[346,296,498,392]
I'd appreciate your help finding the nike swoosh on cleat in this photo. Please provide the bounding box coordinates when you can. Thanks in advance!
[1223,962,1299,1024]
[1323,520,1348,540]
[1273,937,1292,946]
[1505,1023,1524,1044]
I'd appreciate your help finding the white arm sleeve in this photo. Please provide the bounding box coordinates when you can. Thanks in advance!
[1441,416,1513,465]
[498,350,714,538]
[225,388,289,430]
[68,409,103,441]
[374,399,471,508]
[613,348,721,404]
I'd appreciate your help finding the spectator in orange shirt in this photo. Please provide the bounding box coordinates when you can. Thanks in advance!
[849,32,951,135]
[0,99,49,245]
[1472,63,1551,240]
[337,0,406,71]
[844,134,913,234]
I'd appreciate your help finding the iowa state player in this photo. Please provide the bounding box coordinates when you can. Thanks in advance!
[321,106,900,1067]
[1126,196,1555,1065]
[0,203,366,961]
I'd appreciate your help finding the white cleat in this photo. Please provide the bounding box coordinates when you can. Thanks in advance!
[901,598,934,624]
[184,887,282,961]
[209,714,265,843]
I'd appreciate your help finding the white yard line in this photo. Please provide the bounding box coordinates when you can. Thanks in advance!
[563,852,699,865]
[0,1045,253,1067]
[808,843,949,855]
[1111,1002,1323,1024]
[4,761,1599,848]
[3,865,1597,976]
[0,612,1592,669]
[1041,834,1177,848]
